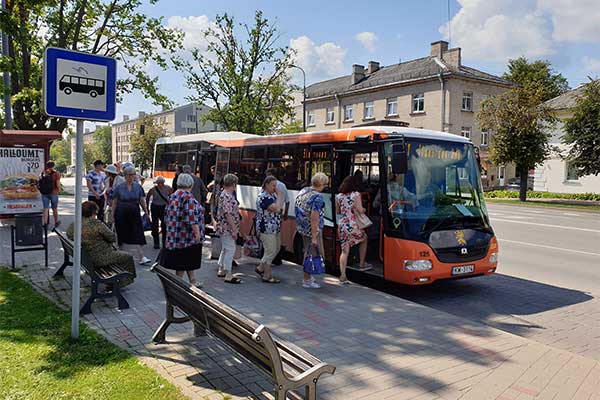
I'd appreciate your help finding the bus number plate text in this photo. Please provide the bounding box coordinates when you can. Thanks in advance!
[452,265,474,275]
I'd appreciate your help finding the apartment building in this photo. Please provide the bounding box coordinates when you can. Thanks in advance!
[296,41,516,187]
[69,128,97,174]
[112,102,216,163]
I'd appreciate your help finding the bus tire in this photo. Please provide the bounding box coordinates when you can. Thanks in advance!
[89,90,98,98]
[63,87,72,95]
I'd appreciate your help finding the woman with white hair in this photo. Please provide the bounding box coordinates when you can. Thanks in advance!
[215,173,242,284]
[146,176,173,249]
[111,166,152,265]
[160,173,205,287]
[294,172,329,289]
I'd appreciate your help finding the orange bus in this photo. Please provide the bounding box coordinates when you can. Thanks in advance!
[153,127,498,285]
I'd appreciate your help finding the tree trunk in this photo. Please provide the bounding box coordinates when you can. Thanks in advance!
[518,165,529,202]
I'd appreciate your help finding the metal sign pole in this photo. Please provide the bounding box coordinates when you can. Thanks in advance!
[71,119,84,339]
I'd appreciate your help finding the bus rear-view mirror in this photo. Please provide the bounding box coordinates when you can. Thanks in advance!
[391,144,408,174]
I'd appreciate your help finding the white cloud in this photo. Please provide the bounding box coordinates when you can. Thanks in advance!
[582,56,600,75]
[355,32,377,53]
[289,35,347,82]
[440,0,555,62]
[538,0,600,43]
[166,15,215,51]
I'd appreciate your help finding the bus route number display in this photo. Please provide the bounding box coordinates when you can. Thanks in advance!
[0,147,45,214]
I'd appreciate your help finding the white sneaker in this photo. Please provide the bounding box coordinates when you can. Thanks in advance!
[191,281,204,289]
[139,256,152,265]
[303,280,321,289]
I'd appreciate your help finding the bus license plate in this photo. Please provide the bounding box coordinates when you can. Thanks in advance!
[452,265,474,275]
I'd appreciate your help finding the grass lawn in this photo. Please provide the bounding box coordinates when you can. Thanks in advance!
[486,198,600,212]
[0,268,188,400]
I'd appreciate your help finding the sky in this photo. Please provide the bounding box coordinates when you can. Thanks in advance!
[110,0,600,125]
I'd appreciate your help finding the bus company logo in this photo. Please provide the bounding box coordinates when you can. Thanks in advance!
[455,230,467,246]
[461,247,468,255]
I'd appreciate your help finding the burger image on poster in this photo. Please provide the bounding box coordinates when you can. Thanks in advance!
[0,174,39,199]
[56,58,107,112]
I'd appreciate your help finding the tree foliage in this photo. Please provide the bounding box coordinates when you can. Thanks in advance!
[49,136,71,173]
[0,0,183,132]
[92,125,112,163]
[129,116,162,173]
[503,57,570,103]
[562,80,600,176]
[278,119,303,134]
[478,86,557,201]
[178,11,295,135]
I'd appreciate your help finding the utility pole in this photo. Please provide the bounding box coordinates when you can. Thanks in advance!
[1,0,12,128]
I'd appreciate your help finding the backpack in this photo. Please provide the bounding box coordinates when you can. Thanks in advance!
[38,171,54,195]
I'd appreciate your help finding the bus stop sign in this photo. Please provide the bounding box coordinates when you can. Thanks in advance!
[43,47,116,121]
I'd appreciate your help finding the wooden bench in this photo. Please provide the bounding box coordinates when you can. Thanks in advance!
[53,229,133,315]
[151,265,336,400]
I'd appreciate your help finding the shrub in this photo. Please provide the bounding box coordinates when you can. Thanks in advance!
[484,190,600,201]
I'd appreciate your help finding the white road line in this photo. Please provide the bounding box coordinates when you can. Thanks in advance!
[491,217,600,233]
[502,215,533,219]
[563,213,581,217]
[498,238,600,257]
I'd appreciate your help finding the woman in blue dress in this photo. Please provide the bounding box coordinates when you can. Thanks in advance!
[111,166,152,265]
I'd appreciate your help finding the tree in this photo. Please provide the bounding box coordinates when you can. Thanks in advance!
[478,86,557,201]
[129,117,162,173]
[0,0,183,132]
[178,11,295,135]
[278,119,303,134]
[49,136,72,173]
[503,57,570,103]
[562,80,600,176]
[92,125,112,163]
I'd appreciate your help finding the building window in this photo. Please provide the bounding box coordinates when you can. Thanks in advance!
[364,101,374,119]
[481,130,489,146]
[307,111,315,127]
[461,126,471,139]
[566,161,580,181]
[326,108,335,124]
[386,98,398,116]
[412,93,425,113]
[343,105,353,121]
[462,92,473,111]
[187,115,197,122]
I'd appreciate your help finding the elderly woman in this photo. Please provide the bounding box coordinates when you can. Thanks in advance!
[146,176,172,249]
[111,166,151,265]
[255,176,283,283]
[295,172,329,289]
[160,173,205,287]
[215,173,242,284]
[67,201,136,287]
[104,164,124,226]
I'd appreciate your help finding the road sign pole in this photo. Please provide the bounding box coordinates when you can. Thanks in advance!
[71,119,84,339]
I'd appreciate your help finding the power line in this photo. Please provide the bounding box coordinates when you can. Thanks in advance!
[447,0,452,46]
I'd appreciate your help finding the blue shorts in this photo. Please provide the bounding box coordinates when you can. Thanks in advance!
[42,194,59,209]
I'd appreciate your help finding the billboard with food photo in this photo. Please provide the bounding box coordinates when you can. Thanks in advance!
[0,147,45,214]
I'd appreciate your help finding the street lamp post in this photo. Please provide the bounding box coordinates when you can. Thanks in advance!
[290,64,306,132]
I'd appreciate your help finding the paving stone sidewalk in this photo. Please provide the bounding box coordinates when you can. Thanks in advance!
[1,199,599,399]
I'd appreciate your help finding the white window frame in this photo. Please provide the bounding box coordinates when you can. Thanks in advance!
[386,98,398,116]
[461,126,471,139]
[412,93,425,113]
[326,108,335,124]
[343,105,353,122]
[364,101,374,119]
[481,130,489,146]
[462,92,473,111]
[307,110,315,127]
[565,161,580,181]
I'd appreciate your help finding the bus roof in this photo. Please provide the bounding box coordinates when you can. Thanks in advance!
[155,126,471,148]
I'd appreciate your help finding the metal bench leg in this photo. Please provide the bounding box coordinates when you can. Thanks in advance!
[274,386,287,400]
[80,280,98,315]
[53,255,71,277]
[153,301,181,343]
[305,381,317,400]
[113,284,130,310]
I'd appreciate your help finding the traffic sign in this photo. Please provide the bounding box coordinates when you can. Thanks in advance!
[43,47,116,122]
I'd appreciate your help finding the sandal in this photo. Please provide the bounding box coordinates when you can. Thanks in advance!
[224,277,242,284]
[262,277,281,284]
[255,266,264,277]
[217,272,226,278]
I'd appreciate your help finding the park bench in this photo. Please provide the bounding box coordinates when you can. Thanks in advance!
[53,229,133,315]
[151,264,336,400]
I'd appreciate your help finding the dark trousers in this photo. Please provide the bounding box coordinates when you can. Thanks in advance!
[151,204,167,244]
[88,195,105,222]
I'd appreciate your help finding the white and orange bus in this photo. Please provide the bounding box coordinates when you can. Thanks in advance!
[153,127,498,285]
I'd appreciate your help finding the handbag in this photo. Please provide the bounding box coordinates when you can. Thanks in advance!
[303,245,325,275]
[142,213,152,231]
[355,212,373,230]
[243,219,263,258]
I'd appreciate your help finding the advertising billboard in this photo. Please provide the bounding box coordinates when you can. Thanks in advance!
[0,147,45,214]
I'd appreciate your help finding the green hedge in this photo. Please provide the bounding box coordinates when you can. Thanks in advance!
[484,190,600,201]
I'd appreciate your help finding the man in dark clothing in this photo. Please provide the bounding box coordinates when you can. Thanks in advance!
[182,164,208,204]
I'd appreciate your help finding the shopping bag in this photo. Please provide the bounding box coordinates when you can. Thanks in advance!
[303,245,325,275]
[243,219,263,258]
[142,214,152,231]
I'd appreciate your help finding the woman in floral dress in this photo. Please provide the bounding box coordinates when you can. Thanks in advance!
[335,176,370,284]
[215,173,242,284]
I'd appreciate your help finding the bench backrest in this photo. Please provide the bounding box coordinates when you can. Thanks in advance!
[54,229,94,271]
[153,265,321,381]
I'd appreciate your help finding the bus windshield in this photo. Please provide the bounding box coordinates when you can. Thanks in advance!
[383,139,491,241]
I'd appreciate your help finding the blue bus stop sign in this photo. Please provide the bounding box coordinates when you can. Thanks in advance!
[43,47,116,121]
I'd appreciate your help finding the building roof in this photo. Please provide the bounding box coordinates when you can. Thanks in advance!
[112,102,207,126]
[0,130,62,146]
[305,56,515,99]
[544,82,595,110]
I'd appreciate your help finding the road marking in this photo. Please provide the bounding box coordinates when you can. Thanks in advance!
[502,215,533,219]
[491,218,600,233]
[563,213,581,217]
[498,238,600,257]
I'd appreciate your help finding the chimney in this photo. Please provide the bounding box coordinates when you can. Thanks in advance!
[123,114,130,121]
[138,111,146,119]
[442,47,461,68]
[367,61,380,74]
[430,40,449,58]
[351,64,365,84]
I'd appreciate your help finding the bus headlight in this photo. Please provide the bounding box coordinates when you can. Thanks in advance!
[489,252,498,264]
[404,260,433,271]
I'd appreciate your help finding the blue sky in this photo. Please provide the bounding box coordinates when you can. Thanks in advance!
[112,0,600,123]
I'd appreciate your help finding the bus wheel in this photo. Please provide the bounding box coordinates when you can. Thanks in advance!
[63,87,72,95]
[293,234,304,265]
[89,90,98,98]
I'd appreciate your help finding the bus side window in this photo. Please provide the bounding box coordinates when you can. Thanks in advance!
[72,77,79,84]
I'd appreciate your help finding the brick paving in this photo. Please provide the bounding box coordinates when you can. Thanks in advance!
[1,197,599,399]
